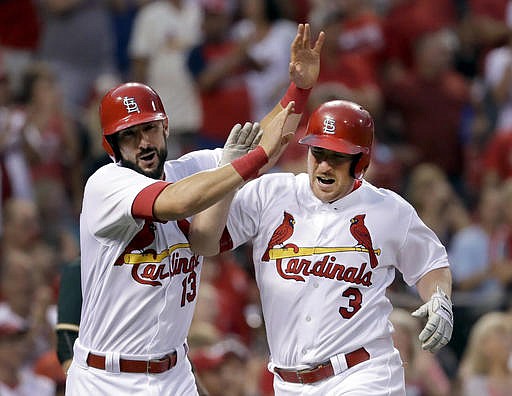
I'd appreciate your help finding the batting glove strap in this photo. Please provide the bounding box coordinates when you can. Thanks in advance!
[411,286,453,353]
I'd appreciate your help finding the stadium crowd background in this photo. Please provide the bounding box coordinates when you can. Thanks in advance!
[0,0,512,395]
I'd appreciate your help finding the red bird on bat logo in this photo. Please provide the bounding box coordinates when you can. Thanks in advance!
[262,211,295,262]
[349,214,378,268]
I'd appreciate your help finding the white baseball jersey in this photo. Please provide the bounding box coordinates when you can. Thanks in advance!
[227,173,449,385]
[66,149,221,394]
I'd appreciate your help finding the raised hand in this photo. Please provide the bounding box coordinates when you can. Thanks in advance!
[259,101,295,160]
[289,23,325,89]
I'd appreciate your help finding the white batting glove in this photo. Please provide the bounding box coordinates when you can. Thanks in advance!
[219,122,262,167]
[411,286,453,353]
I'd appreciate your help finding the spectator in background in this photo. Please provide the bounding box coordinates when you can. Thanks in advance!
[381,0,457,84]
[0,249,57,379]
[459,79,494,204]
[482,127,512,188]
[0,72,34,233]
[200,252,258,345]
[0,311,55,396]
[335,0,386,84]
[0,198,62,357]
[449,186,506,310]
[17,62,82,244]
[457,0,512,79]
[484,31,512,131]
[187,0,253,150]
[79,74,121,181]
[191,337,250,396]
[495,180,512,307]
[129,0,203,159]
[310,11,383,120]
[0,0,40,98]
[448,186,507,360]
[457,311,512,396]
[107,0,151,80]
[389,308,452,396]
[1,198,52,267]
[231,0,297,121]
[405,163,470,248]
[384,29,471,190]
[38,0,119,118]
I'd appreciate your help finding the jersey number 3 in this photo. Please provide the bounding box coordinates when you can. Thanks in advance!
[339,287,362,319]
[181,271,197,307]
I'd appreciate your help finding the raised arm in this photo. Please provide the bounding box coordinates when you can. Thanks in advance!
[153,102,294,222]
[188,23,325,256]
[261,23,325,139]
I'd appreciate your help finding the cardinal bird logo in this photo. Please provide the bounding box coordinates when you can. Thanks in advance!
[262,211,296,261]
[114,221,156,265]
[349,214,378,268]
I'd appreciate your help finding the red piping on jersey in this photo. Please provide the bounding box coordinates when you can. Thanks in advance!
[351,179,362,192]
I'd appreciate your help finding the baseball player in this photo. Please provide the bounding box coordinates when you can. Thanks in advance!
[189,101,454,395]
[65,23,325,396]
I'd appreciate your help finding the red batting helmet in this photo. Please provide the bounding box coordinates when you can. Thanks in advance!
[299,100,374,179]
[99,82,167,158]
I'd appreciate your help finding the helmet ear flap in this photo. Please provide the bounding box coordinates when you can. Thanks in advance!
[104,135,121,162]
[350,153,363,179]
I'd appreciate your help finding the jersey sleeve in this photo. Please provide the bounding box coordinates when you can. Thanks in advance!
[226,178,264,249]
[132,181,169,220]
[395,205,450,286]
[82,164,168,238]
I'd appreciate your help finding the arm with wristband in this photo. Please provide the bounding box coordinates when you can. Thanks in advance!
[189,23,325,257]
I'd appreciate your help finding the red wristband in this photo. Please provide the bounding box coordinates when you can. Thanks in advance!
[232,146,268,181]
[280,82,311,114]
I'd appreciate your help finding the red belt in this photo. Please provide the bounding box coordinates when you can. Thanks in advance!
[86,351,178,374]
[274,347,370,384]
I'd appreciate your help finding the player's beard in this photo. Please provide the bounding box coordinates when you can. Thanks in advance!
[120,146,168,180]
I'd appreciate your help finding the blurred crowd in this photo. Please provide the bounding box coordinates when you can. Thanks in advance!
[1,0,512,395]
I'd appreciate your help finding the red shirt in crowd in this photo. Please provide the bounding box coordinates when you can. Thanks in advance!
[484,131,512,180]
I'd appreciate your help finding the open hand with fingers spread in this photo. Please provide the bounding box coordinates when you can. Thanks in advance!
[289,23,325,89]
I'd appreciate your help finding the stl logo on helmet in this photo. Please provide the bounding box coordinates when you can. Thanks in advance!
[123,97,141,114]
[323,117,336,134]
